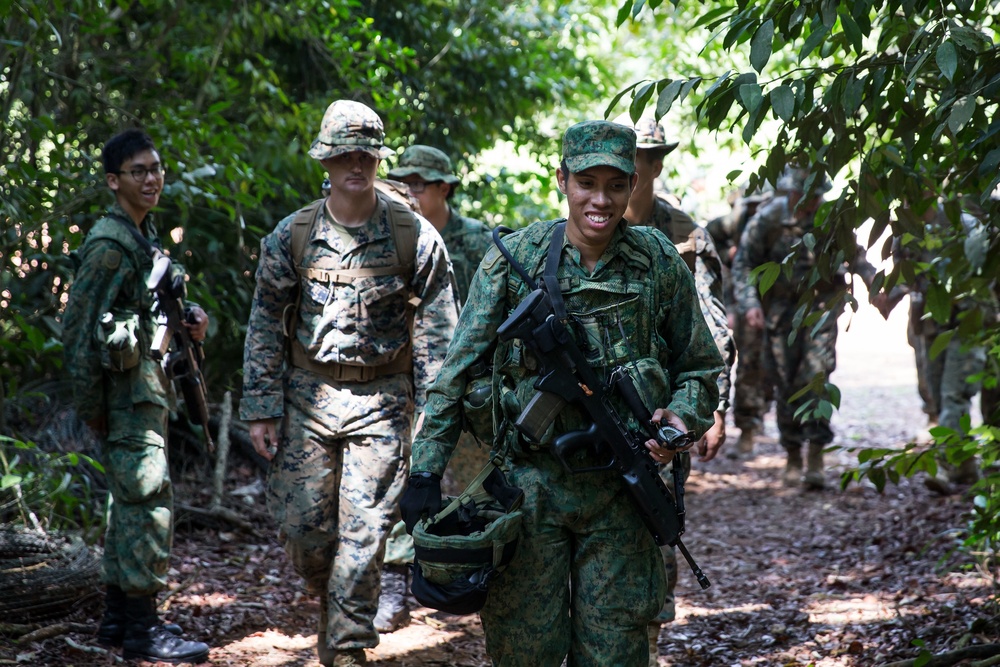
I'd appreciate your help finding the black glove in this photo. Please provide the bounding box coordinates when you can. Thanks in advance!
[400,472,442,534]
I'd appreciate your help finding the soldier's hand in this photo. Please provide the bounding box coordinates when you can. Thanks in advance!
[696,411,726,462]
[401,472,442,534]
[745,307,765,329]
[645,408,690,465]
[249,419,280,461]
[184,306,210,342]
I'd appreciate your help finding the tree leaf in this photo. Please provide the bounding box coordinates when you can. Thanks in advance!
[631,81,656,120]
[926,283,952,325]
[947,96,975,134]
[750,19,774,73]
[771,84,795,121]
[655,79,684,118]
[738,82,763,114]
[936,41,958,82]
[839,12,863,54]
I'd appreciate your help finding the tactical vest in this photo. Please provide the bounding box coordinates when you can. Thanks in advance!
[493,221,674,450]
[79,216,170,409]
[282,189,421,382]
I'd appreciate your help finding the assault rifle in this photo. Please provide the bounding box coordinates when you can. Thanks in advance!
[147,253,215,453]
[493,225,709,588]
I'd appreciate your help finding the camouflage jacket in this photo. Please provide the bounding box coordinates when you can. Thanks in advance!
[62,203,172,421]
[637,197,734,414]
[411,218,723,476]
[440,208,492,305]
[732,195,877,317]
[239,196,459,421]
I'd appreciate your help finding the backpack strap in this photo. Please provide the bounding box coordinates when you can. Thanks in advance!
[283,192,423,382]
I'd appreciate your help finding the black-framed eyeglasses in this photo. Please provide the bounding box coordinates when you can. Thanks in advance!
[116,165,166,181]
[404,180,439,194]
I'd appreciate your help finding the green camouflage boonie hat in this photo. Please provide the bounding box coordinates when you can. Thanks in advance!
[562,120,636,175]
[776,166,832,194]
[387,145,460,184]
[634,118,680,154]
[308,100,394,161]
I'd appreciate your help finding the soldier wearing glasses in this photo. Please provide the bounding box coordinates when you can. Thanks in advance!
[63,129,211,664]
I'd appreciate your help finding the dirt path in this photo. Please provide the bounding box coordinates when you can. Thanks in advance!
[5,289,996,666]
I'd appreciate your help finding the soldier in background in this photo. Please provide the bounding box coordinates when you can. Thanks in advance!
[62,129,211,664]
[707,186,776,458]
[621,118,734,665]
[732,165,883,490]
[371,145,493,632]
[880,197,994,494]
[241,100,458,667]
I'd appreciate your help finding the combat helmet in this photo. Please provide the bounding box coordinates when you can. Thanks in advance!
[410,460,524,615]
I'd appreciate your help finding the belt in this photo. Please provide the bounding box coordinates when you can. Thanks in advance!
[289,339,411,382]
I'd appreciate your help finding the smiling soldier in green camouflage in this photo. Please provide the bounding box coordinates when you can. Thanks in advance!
[240,100,459,667]
[401,119,722,666]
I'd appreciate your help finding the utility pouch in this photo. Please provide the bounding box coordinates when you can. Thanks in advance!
[97,311,142,372]
[461,354,495,442]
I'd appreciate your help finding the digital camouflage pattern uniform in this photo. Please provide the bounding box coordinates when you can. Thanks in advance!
[412,197,723,665]
[388,145,494,497]
[634,196,734,624]
[63,203,176,596]
[240,101,459,655]
[895,207,993,485]
[732,194,877,461]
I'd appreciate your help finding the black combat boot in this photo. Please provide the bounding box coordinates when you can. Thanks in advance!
[97,585,182,647]
[122,595,209,664]
[373,565,410,633]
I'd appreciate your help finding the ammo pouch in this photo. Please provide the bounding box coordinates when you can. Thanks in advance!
[97,311,142,372]
[460,354,494,442]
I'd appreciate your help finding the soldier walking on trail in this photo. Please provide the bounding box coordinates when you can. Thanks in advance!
[880,198,994,495]
[62,129,211,664]
[401,119,723,666]
[240,100,459,667]
[732,165,883,490]
[372,145,494,632]
[622,118,735,664]
[709,188,776,458]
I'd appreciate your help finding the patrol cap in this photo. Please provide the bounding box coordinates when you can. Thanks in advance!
[562,120,636,175]
[387,145,460,184]
[633,118,680,154]
[308,100,394,161]
[776,166,832,195]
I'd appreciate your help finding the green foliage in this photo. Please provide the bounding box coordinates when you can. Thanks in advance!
[1,0,604,400]
[0,435,105,542]
[622,0,1000,575]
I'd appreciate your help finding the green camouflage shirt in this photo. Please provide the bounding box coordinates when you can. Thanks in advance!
[412,218,724,475]
[440,208,492,305]
[732,195,878,317]
[62,203,171,421]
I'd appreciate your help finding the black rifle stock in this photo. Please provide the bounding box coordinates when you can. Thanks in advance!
[147,253,215,453]
[497,288,710,589]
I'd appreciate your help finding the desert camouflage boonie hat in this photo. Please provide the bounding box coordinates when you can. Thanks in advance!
[308,100,394,161]
[562,120,636,175]
[776,165,832,195]
[387,145,460,184]
[633,118,680,154]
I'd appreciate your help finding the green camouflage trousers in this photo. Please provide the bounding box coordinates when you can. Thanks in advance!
[267,369,412,650]
[907,308,938,420]
[654,453,692,624]
[767,306,838,448]
[732,315,773,431]
[480,452,665,667]
[102,402,173,596]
